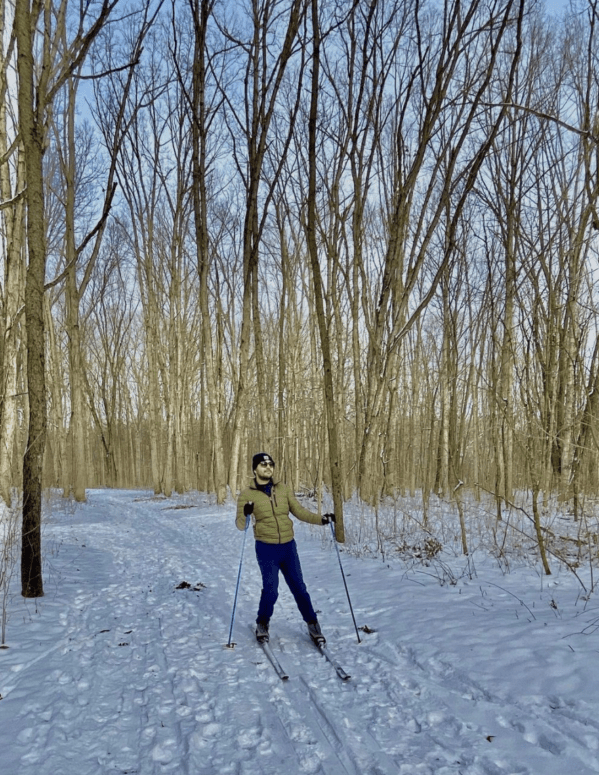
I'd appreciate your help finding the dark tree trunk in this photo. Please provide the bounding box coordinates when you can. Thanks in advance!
[15,0,46,598]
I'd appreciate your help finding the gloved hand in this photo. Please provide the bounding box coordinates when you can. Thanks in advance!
[243,501,254,530]
[321,513,335,524]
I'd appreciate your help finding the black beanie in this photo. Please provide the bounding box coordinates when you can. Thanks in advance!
[252,452,275,471]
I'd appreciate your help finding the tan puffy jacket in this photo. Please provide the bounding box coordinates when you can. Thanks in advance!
[236,481,323,544]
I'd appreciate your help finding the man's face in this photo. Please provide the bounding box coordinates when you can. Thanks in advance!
[255,461,274,484]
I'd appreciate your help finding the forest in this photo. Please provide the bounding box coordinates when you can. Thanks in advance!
[1,0,599,594]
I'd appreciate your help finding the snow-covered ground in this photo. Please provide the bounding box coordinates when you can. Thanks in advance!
[1,488,599,774]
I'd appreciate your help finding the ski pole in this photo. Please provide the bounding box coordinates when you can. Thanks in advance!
[329,519,361,643]
[226,502,253,648]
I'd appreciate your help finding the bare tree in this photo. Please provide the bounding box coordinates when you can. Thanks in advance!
[47,2,157,501]
[14,0,124,596]
[352,0,525,502]
[304,0,345,538]
[218,0,309,492]
[184,0,229,502]
[0,30,25,505]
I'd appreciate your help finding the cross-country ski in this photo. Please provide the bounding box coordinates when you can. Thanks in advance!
[313,640,351,681]
[250,624,289,680]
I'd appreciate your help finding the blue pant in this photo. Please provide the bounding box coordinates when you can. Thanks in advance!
[255,539,317,624]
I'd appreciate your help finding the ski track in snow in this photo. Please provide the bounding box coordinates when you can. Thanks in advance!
[1,489,599,774]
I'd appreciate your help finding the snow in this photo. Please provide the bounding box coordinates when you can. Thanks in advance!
[2,488,599,774]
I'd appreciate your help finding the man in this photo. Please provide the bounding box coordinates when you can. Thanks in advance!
[236,452,334,645]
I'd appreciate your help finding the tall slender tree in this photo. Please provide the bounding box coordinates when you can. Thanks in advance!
[14,0,123,597]
[187,0,228,502]
[306,0,345,539]
[221,0,308,492]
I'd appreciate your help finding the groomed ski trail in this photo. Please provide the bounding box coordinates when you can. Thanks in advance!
[1,489,599,774]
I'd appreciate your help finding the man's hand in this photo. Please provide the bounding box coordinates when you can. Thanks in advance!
[244,502,254,516]
[321,513,335,524]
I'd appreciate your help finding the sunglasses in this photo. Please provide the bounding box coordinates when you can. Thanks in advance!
[258,461,274,468]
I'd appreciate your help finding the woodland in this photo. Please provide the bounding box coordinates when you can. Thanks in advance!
[1,0,599,595]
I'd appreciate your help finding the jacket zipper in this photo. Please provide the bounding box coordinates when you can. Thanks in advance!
[253,483,282,543]
[270,487,281,543]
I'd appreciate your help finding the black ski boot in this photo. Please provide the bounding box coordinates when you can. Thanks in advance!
[307,620,326,645]
[256,621,269,643]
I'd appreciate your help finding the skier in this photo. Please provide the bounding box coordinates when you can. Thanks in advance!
[236,452,335,645]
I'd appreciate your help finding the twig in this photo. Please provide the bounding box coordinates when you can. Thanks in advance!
[483,581,536,620]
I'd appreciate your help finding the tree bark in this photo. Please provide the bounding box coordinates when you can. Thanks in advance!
[15,0,46,597]
[188,0,227,502]
[63,78,87,502]
[0,136,25,505]
[307,0,345,540]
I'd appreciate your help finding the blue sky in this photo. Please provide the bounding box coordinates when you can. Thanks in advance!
[543,0,574,14]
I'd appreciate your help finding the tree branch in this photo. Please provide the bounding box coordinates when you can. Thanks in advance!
[482,101,599,144]
[0,188,26,210]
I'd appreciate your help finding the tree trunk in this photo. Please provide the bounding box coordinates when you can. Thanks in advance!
[193,200,228,501]
[45,296,66,490]
[64,78,87,502]
[307,0,345,540]
[15,0,46,597]
[0,141,25,506]
[224,0,306,495]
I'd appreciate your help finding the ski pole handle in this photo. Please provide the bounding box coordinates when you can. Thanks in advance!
[243,501,253,530]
